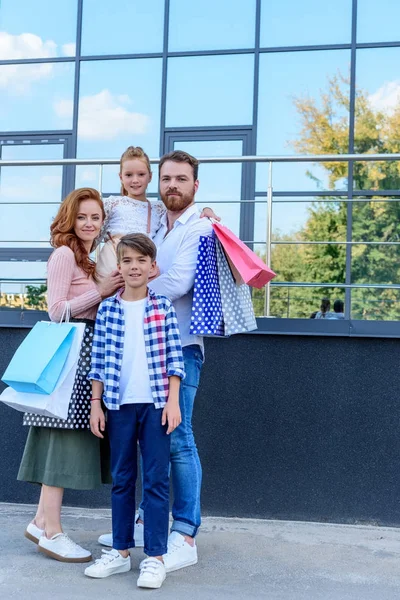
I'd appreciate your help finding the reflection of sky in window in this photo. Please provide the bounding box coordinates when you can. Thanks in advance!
[81,0,164,55]
[0,0,77,57]
[168,0,256,51]
[76,59,162,160]
[172,140,243,235]
[260,0,351,47]
[0,63,75,131]
[166,54,254,127]
[357,0,400,43]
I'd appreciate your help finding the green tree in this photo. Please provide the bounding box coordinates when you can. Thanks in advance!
[25,285,48,311]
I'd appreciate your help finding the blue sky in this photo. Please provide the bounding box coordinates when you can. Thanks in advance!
[1,0,400,287]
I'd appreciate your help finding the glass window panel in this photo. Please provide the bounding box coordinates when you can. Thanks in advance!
[254,197,348,244]
[172,140,243,235]
[81,0,164,55]
[0,62,75,131]
[260,0,351,47]
[166,54,254,127]
[357,0,400,43]
[270,285,346,319]
[355,48,400,173]
[0,0,77,59]
[77,59,162,159]
[271,241,347,285]
[257,50,350,190]
[0,144,64,205]
[256,162,349,193]
[352,199,400,242]
[0,205,55,242]
[351,288,400,321]
[0,263,47,295]
[352,243,400,285]
[168,0,256,51]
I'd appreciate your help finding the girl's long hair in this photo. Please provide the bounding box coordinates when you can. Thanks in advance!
[50,188,105,280]
[119,146,151,196]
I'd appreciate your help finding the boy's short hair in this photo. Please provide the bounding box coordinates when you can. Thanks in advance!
[159,150,199,181]
[116,233,157,263]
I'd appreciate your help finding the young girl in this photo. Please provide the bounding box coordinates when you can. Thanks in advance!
[96,146,163,278]
[96,146,216,278]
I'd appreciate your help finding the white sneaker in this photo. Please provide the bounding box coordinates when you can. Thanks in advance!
[25,522,44,544]
[84,549,131,578]
[163,532,198,573]
[137,557,166,589]
[38,533,92,563]
[98,517,144,548]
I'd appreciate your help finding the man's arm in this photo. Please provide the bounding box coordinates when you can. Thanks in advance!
[149,218,213,302]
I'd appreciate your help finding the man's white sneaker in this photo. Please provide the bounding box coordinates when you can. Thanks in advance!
[38,533,92,563]
[84,549,131,578]
[163,532,198,573]
[137,558,166,589]
[98,518,144,548]
[25,522,44,544]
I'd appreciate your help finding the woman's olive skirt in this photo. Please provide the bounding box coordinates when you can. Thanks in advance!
[17,426,111,490]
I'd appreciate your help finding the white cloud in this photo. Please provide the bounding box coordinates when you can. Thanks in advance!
[62,42,76,56]
[54,89,150,141]
[369,80,400,113]
[0,32,57,92]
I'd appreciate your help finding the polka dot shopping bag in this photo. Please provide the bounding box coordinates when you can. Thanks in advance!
[215,239,258,336]
[190,234,225,337]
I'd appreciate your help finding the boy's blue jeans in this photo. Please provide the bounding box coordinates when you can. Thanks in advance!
[139,344,203,538]
[108,403,170,556]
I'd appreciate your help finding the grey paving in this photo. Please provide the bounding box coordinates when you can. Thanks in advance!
[1,503,400,599]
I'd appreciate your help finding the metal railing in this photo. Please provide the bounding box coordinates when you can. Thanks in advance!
[1,152,400,318]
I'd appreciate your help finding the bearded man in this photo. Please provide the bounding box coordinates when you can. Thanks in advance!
[145,150,212,571]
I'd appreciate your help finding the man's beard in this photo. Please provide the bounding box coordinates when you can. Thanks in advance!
[160,187,196,212]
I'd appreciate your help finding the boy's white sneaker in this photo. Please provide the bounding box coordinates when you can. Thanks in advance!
[163,532,198,573]
[98,517,144,548]
[25,522,44,544]
[38,533,92,563]
[84,549,131,578]
[137,557,166,589]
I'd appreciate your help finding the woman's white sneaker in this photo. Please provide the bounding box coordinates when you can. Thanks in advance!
[84,549,131,578]
[38,533,92,563]
[137,558,166,589]
[163,532,198,573]
[25,522,44,544]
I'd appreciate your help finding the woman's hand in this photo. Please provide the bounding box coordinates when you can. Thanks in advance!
[90,401,105,439]
[200,207,221,221]
[97,270,124,299]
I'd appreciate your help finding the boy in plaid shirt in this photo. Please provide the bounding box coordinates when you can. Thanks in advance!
[86,233,185,589]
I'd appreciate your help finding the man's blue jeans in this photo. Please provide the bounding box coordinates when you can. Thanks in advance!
[139,344,203,538]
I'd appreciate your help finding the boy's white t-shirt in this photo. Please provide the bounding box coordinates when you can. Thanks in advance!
[119,298,153,405]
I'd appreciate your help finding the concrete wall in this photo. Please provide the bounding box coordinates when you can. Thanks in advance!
[1,327,400,526]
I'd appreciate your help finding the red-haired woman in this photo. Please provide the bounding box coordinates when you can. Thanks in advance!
[18,188,123,563]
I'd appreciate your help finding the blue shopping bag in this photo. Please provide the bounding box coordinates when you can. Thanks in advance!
[190,234,225,337]
[2,321,78,395]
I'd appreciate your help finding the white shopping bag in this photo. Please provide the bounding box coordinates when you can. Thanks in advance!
[0,322,85,419]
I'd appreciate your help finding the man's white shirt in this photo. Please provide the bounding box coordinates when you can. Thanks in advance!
[149,204,213,352]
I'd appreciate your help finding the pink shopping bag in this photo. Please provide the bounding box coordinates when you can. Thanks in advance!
[212,222,276,288]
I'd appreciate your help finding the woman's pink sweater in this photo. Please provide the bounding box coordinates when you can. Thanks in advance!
[47,246,102,322]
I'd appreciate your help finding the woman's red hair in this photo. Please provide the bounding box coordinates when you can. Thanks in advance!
[50,188,105,280]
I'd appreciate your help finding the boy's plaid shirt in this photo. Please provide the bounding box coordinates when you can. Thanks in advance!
[88,289,185,410]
